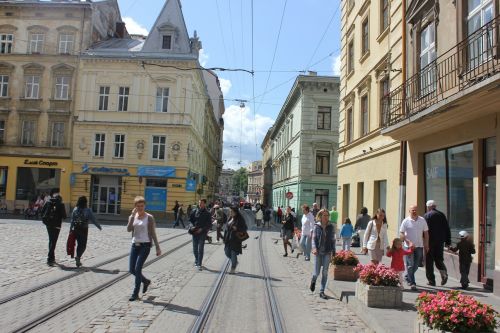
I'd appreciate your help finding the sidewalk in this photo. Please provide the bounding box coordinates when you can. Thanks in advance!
[327,245,500,333]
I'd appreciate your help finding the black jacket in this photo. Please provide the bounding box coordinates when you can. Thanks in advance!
[282,213,295,231]
[450,239,475,264]
[192,207,211,233]
[424,209,451,246]
[42,196,67,228]
[223,216,248,254]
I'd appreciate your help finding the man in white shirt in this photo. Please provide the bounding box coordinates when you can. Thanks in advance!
[400,205,429,290]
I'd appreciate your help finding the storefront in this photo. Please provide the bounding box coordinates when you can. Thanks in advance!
[137,166,176,212]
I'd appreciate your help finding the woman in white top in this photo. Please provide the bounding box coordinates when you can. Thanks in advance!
[300,204,315,261]
[127,196,161,301]
[362,208,390,265]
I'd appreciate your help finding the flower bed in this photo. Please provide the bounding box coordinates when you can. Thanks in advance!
[416,291,499,333]
[354,264,400,287]
[331,250,360,266]
[354,264,402,308]
[329,251,360,281]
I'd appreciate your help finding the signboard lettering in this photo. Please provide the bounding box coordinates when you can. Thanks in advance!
[24,159,59,167]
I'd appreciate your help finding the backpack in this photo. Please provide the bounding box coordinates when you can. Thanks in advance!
[42,201,58,226]
[73,208,87,228]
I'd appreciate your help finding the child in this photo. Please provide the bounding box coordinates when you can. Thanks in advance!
[449,230,475,289]
[339,218,355,251]
[387,238,414,289]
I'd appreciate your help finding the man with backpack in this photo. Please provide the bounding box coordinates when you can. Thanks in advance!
[41,188,67,266]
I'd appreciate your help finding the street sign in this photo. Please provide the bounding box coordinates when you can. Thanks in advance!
[286,191,293,199]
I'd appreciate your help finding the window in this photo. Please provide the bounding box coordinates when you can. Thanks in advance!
[94,133,105,157]
[467,0,494,68]
[162,35,172,49]
[0,75,8,97]
[0,120,4,144]
[146,179,167,187]
[381,0,389,32]
[380,78,390,126]
[114,134,125,158]
[152,135,166,160]
[348,40,354,74]
[346,108,353,143]
[51,122,65,147]
[315,189,329,210]
[362,19,369,55]
[375,180,387,211]
[55,77,70,100]
[317,106,332,130]
[156,87,169,112]
[24,76,40,99]
[0,34,13,54]
[21,120,36,145]
[98,86,110,111]
[316,150,330,174]
[343,184,350,219]
[28,33,44,54]
[420,22,436,96]
[16,168,60,200]
[361,95,369,136]
[58,34,74,54]
[118,87,129,112]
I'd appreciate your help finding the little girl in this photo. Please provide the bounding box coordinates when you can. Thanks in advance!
[386,238,414,289]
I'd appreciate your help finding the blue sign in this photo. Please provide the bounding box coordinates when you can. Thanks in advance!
[82,164,130,175]
[145,188,167,211]
[137,166,176,178]
[186,179,196,192]
[70,173,76,186]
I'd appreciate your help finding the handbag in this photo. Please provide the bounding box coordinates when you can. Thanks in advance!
[188,226,202,235]
[66,231,76,258]
[236,231,249,241]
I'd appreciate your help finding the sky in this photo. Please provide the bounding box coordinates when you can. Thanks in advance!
[118,0,342,170]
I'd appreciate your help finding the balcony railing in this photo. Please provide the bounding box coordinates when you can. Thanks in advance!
[382,15,500,128]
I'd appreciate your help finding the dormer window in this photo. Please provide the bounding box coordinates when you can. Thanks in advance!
[162,35,172,49]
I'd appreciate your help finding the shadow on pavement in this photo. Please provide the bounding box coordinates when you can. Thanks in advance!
[143,299,201,316]
[235,271,281,282]
[56,263,120,275]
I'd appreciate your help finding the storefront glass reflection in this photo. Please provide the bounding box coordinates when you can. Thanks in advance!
[16,167,61,201]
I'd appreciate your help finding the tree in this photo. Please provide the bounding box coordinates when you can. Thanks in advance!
[231,168,248,196]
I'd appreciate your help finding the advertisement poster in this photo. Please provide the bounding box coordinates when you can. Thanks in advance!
[145,188,167,211]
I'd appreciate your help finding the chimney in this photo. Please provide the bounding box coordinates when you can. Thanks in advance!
[116,22,126,38]
[308,71,317,76]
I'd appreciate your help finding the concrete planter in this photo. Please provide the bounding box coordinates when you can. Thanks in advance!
[355,281,402,308]
[329,265,358,281]
[414,317,452,333]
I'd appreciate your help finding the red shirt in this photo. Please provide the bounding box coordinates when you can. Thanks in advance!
[387,247,413,271]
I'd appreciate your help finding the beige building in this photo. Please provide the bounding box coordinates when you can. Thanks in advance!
[0,0,122,212]
[218,168,235,204]
[337,0,404,238]
[261,128,273,207]
[72,0,223,217]
[247,161,263,204]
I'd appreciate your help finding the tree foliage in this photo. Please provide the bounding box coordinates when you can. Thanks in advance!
[231,168,248,195]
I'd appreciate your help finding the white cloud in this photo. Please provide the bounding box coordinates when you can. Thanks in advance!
[332,54,341,76]
[123,17,148,36]
[199,49,209,67]
[219,78,232,96]
[222,104,274,170]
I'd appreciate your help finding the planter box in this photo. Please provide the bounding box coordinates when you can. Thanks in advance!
[329,264,358,281]
[355,281,402,308]
[414,318,452,333]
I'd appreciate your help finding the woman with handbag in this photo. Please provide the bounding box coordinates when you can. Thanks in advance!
[70,196,102,267]
[127,196,161,301]
[281,206,295,257]
[223,206,248,274]
[362,208,390,265]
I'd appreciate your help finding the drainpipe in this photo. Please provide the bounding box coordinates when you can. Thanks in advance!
[398,0,408,225]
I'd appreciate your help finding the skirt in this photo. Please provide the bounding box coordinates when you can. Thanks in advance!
[369,247,384,262]
[281,228,293,239]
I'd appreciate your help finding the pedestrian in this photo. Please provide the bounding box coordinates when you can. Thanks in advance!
[311,203,320,218]
[190,199,212,270]
[127,196,161,301]
[173,203,186,228]
[424,200,451,286]
[310,209,335,299]
[449,231,476,289]
[387,238,414,290]
[213,204,224,242]
[300,204,314,261]
[329,206,339,225]
[362,208,390,264]
[70,196,102,267]
[281,206,295,257]
[187,204,193,220]
[339,218,355,251]
[400,205,429,290]
[172,200,180,226]
[263,206,272,228]
[41,188,67,266]
[276,206,283,224]
[224,206,248,274]
[355,207,371,252]
[255,206,263,227]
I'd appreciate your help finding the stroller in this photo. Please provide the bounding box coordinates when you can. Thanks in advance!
[351,230,361,247]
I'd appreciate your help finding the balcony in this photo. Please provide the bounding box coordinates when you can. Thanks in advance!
[382,16,500,139]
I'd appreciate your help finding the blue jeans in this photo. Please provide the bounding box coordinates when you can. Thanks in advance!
[342,237,351,251]
[193,233,207,266]
[312,253,331,292]
[405,247,423,285]
[129,243,151,296]
[173,216,185,228]
[300,234,312,259]
[224,245,238,269]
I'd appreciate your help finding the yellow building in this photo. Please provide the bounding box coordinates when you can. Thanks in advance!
[0,0,122,212]
[72,0,223,218]
[337,0,404,239]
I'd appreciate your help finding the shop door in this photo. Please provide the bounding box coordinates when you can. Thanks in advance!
[480,176,495,288]
[91,176,122,215]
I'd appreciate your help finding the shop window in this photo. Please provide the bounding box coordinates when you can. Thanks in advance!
[146,179,167,187]
[0,75,8,97]
[16,167,61,200]
[317,106,331,130]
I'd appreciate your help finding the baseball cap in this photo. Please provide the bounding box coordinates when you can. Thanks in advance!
[426,200,436,207]
[459,230,469,238]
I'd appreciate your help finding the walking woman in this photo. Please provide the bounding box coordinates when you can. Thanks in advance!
[223,206,248,274]
[310,209,336,299]
[300,204,315,261]
[127,196,161,301]
[281,206,295,257]
[70,196,102,267]
[362,208,390,265]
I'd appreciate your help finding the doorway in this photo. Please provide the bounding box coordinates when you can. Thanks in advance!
[91,176,122,215]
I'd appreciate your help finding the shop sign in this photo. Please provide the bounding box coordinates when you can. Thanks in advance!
[82,164,130,176]
[286,191,294,199]
[145,187,166,211]
[137,166,176,178]
[24,159,58,167]
[186,179,196,192]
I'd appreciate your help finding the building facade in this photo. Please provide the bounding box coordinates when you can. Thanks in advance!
[337,0,404,238]
[0,0,122,212]
[261,128,273,207]
[71,0,223,217]
[218,168,235,204]
[270,74,340,215]
[246,160,263,204]
[381,0,500,295]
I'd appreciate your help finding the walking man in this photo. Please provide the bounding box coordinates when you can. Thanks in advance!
[400,205,429,290]
[190,199,211,271]
[424,200,451,286]
[311,203,320,218]
[329,206,339,225]
[41,188,67,266]
[172,200,180,225]
[355,207,371,251]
